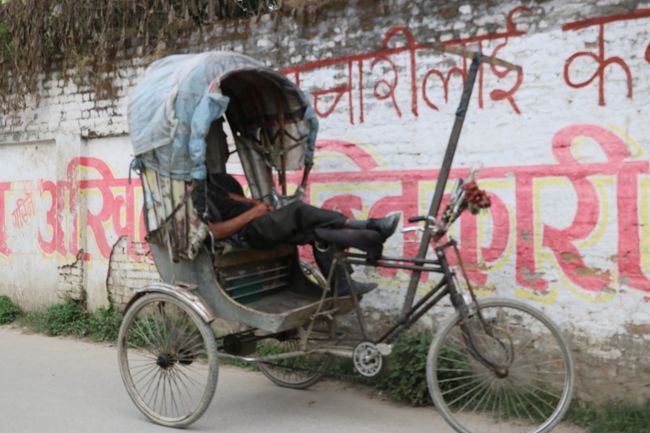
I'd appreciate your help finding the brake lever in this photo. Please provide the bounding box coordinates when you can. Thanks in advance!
[427,216,447,234]
[401,226,424,233]
[404,215,446,234]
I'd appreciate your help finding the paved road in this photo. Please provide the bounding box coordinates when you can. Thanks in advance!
[0,326,585,433]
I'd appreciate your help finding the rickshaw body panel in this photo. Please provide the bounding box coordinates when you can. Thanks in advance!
[126,281,216,323]
[148,241,353,333]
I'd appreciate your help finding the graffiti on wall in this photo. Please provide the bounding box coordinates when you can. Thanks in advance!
[0,125,647,304]
[303,124,650,303]
[562,8,650,106]
[0,157,146,262]
[282,6,532,123]
[281,7,649,125]
[11,192,35,229]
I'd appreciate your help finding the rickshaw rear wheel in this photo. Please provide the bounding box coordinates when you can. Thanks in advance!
[118,292,219,428]
[427,298,574,433]
[256,261,333,389]
[256,333,333,390]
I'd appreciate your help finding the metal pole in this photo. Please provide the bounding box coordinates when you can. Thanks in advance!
[208,0,216,21]
[399,52,482,320]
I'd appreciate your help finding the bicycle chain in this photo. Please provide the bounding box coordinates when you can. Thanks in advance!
[255,330,372,382]
[256,357,367,382]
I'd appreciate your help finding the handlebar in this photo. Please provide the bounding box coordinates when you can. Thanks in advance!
[406,168,487,239]
[408,215,427,223]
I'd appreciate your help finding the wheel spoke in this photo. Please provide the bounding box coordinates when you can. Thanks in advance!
[169,367,191,416]
[140,366,162,405]
[437,372,488,384]
[132,364,159,383]
[510,382,538,423]
[130,323,160,356]
[172,366,199,409]
[452,379,491,413]
[450,380,489,409]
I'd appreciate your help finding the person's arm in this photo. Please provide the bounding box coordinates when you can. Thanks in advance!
[207,202,269,240]
[228,192,272,210]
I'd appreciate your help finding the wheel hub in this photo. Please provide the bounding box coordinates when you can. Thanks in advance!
[156,353,175,369]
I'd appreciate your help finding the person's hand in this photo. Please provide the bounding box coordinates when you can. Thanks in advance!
[250,202,270,218]
[253,200,273,212]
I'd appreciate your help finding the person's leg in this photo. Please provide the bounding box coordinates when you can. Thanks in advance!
[241,201,346,248]
[346,214,401,239]
[241,201,400,249]
[262,201,400,240]
[240,201,386,295]
[312,244,377,296]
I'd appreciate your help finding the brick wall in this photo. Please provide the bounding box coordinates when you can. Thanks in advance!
[106,236,160,309]
[0,0,649,401]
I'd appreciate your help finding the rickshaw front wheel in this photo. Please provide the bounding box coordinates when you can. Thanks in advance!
[117,292,219,428]
[427,298,575,433]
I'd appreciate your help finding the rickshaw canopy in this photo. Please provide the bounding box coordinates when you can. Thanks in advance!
[128,51,318,181]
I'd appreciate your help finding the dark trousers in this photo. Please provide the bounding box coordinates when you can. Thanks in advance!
[240,201,346,249]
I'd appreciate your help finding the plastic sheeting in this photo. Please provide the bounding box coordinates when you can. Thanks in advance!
[128,51,317,181]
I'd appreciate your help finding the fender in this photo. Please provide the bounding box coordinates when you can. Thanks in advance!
[124,282,216,323]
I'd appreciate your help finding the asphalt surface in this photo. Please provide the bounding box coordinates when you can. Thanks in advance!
[0,326,585,433]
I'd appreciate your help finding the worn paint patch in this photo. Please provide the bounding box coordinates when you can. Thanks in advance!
[625,323,650,335]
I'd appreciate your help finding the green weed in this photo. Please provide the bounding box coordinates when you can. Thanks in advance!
[0,295,22,324]
[37,298,90,337]
[19,298,122,342]
[374,332,432,406]
[88,307,123,342]
[567,400,650,433]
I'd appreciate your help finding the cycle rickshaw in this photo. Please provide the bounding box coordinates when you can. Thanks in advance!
[119,49,575,433]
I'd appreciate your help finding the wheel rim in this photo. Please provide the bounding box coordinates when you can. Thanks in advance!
[118,294,217,426]
[430,300,574,433]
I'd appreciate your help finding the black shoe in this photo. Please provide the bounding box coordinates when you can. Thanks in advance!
[368,214,400,240]
[313,245,378,296]
[338,279,378,296]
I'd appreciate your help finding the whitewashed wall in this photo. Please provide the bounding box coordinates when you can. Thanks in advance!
[0,0,648,400]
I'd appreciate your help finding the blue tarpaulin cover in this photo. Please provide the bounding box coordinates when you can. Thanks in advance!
[128,51,317,180]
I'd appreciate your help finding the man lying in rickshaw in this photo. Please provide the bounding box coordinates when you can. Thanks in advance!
[192,147,400,296]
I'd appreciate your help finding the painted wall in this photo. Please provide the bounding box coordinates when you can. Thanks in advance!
[0,0,649,400]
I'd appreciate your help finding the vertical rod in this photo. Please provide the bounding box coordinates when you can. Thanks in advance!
[208,0,216,21]
[399,52,482,320]
[342,258,370,340]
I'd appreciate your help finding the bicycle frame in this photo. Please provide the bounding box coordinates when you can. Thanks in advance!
[340,239,465,345]
[400,52,482,321]
[314,52,512,374]
[322,52,484,343]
